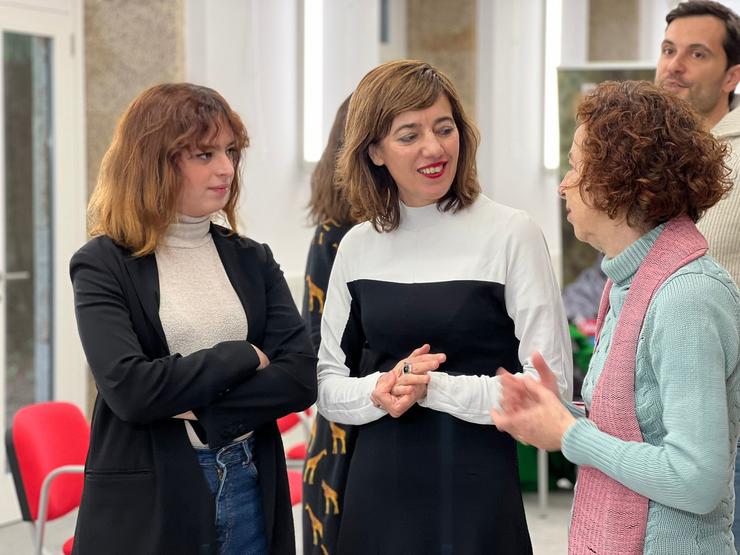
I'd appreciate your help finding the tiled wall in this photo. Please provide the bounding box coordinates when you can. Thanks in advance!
[589,0,639,61]
[85,0,185,196]
[407,0,477,118]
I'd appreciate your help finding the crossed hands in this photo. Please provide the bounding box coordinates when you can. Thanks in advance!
[371,344,446,418]
[174,343,271,421]
[490,351,575,451]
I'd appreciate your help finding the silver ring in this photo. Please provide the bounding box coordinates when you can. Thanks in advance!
[402,362,411,374]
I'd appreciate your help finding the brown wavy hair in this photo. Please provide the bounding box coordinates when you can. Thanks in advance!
[573,80,731,230]
[307,95,355,226]
[88,83,249,256]
[337,60,480,232]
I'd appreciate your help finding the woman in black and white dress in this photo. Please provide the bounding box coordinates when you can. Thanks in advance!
[316,60,573,554]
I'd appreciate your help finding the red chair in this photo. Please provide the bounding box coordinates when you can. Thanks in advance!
[277,408,313,468]
[5,401,89,555]
[287,470,303,506]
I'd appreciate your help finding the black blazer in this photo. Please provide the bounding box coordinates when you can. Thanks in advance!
[69,225,317,555]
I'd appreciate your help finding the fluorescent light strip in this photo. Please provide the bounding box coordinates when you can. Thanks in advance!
[543,0,562,170]
[303,0,324,163]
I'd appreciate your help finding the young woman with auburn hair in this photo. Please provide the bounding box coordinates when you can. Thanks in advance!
[316,60,573,554]
[71,83,316,555]
[492,80,740,554]
[88,84,245,255]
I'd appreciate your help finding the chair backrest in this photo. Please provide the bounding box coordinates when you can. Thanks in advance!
[276,413,300,434]
[5,401,89,522]
[277,407,313,434]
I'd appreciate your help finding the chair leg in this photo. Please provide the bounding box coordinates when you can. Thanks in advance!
[27,522,50,555]
[34,464,84,555]
[33,519,47,555]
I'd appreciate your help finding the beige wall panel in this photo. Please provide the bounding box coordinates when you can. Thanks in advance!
[407,0,477,117]
[85,0,185,197]
[589,0,639,61]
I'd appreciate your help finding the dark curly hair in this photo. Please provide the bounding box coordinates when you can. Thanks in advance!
[573,80,732,230]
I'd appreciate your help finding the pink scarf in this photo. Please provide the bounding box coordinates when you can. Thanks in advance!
[568,217,707,554]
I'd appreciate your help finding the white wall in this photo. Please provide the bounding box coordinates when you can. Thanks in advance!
[561,0,588,65]
[186,0,379,304]
[723,0,740,16]
[639,0,674,63]
[477,0,563,277]
[322,0,380,141]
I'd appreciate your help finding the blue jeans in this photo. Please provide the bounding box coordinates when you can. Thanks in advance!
[196,436,268,555]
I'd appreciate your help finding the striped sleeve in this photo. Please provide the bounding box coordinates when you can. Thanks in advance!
[316,246,386,424]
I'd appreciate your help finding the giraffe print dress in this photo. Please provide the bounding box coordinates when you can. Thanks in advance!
[302,221,358,555]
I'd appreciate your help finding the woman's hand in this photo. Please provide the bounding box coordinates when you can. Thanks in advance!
[371,371,411,417]
[372,344,446,417]
[252,344,270,370]
[496,351,560,413]
[530,351,561,397]
[389,344,446,397]
[491,352,575,451]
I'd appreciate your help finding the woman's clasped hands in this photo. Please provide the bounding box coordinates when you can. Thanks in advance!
[371,344,446,418]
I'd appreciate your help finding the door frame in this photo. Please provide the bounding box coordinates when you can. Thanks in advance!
[0,0,86,524]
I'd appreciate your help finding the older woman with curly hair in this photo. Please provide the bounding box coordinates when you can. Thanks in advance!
[492,80,740,554]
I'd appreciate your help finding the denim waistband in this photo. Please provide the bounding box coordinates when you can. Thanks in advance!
[195,435,256,468]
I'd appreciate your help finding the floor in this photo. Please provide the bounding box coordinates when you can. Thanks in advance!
[293,490,573,554]
[0,491,572,554]
[521,491,572,554]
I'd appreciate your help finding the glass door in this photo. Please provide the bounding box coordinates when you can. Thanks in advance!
[0,1,86,524]
[2,30,54,452]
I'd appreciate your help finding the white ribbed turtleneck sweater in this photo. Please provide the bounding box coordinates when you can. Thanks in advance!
[155,214,248,447]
